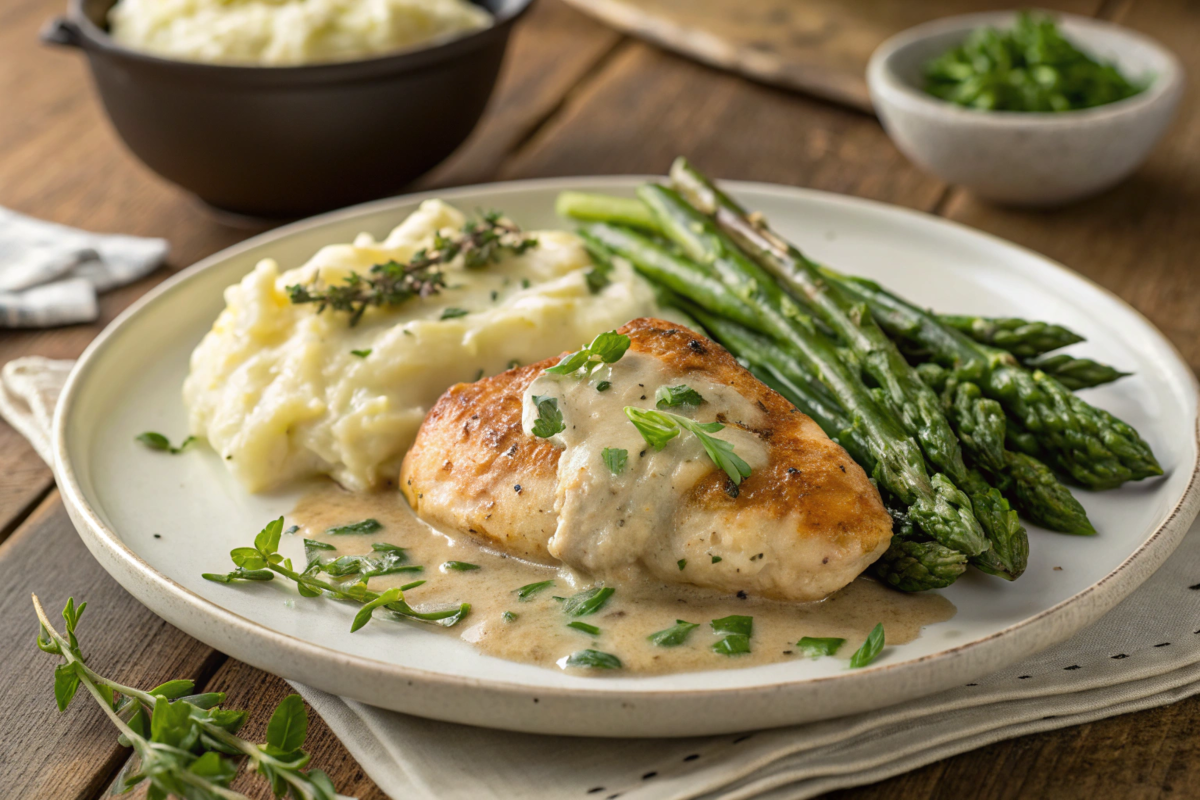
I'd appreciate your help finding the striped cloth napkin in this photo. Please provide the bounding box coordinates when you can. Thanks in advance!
[0,207,168,327]
[3,356,1199,800]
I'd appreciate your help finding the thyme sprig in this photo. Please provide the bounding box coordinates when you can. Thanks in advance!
[203,518,470,629]
[287,210,537,327]
[33,595,336,800]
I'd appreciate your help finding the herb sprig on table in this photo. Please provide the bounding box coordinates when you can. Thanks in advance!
[204,517,469,629]
[287,211,537,327]
[924,12,1144,112]
[33,595,338,800]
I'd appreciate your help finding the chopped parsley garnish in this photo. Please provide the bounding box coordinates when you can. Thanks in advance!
[545,331,631,377]
[350,349,371,358]
[303,539,337,569]
[711,615,753,637]
[530,395,565,438]
[655,384,705,409]
[648,620,698,647]
[442,561,481,572]
[563,649,622,670]
[624,407,752,486]
[677,559,687,570]
[797,637,845,659]
[562,587,614,617]
[515,580,554,600]
[440,307,469,320]
[849,623,885,668]
[601,447,627,475]
[713,635,751,656]
[502,611,518,623]
[711,556,723,564]
[325,519,383,536]
[596,380,612,392]
[135,432,195,454]
[567,621,600,636]
[711,615,752,656]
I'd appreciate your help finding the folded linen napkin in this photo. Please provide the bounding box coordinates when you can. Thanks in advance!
[4,355,1199,800]
[0,208,168,327]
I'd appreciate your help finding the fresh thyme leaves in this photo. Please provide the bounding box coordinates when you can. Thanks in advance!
[656,384,705,409]
[352,588,400,633]
[442,561,481,572]
[562,586,615,617]
[563,649,622,670]
[567,621,601,635]
[797,637,845,659]
[350,349,372,358]
[545,331,631,377]
[325,519,383,536]
[584,250,614,294]
[596,380,612,392]
[849,623,885,668]
[206,517,469,629]
[33,595,338,800]
[648,619,699,647]
[624,407,753,486]
[601,447,628,475]
[516,580,554,600]
[530,395,566,439]
[286,211,537,327]
[711,614,753,656]
[135,432,195,454]
[677,559,687,570]
[440,307,469,320]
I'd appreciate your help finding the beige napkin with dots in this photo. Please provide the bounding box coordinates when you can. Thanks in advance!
[4,355,1200,800]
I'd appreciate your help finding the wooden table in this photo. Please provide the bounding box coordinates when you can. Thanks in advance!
[2,0,1198,797]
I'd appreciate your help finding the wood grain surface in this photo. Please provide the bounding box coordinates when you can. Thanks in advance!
[1,0,1198,797]
[558,0,1102,111]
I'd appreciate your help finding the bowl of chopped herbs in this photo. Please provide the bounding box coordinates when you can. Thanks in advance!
[867,11,1183,205]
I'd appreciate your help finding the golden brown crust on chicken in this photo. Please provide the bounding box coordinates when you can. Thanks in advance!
[401,317,893,600]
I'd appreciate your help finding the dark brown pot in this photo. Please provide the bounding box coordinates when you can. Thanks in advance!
[42,0,532,218]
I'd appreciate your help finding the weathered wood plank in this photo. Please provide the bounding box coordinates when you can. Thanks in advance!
[419,0,624,189]
[500,39,946,209]
[558,0,1101,112]
[211,660,391,800]
[0,495,223,800]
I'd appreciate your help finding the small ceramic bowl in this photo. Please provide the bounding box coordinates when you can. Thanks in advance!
[867,12,1184,206]
[42,0,532,219]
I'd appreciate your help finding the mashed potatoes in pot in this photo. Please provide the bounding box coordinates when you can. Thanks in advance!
[108,0,491,66]
[183,200,664,492]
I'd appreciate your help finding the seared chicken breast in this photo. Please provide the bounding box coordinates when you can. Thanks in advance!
[401,317,892,602]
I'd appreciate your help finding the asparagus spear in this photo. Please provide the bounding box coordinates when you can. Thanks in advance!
[584,218,989,558]
[1025,352,1130,391]
[556,191,661,232]
[939,315,1084,358]
[871,539,969,592]
[917,364,1095,535]
[667,161,1025,578]
[828,271,1162,489]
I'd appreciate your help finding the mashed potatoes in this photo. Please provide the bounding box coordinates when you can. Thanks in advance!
[108,0,490,66]
[183,200,664,492]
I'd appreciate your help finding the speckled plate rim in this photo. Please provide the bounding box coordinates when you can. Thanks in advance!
[52,177,1200,737]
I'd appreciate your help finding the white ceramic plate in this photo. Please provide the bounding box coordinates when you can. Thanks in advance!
[55,178,1200,737]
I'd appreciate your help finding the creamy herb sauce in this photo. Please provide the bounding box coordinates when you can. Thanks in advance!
[291,483,955,675]
[520,350,771,584]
